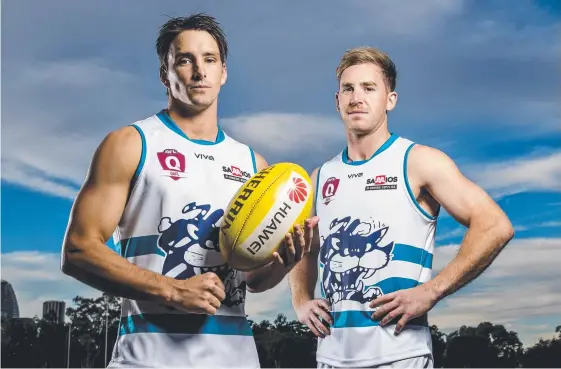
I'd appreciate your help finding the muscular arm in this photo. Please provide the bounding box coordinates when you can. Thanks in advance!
[409,145,514,302]
[288,167,321,307]
[61,127,174,303]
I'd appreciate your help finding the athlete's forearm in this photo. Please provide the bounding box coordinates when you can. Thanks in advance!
[426,217,514,302]
[289,250,319,307]
[62,237,174,303]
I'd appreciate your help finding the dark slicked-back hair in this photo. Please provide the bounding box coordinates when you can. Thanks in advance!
[156,13,228,75]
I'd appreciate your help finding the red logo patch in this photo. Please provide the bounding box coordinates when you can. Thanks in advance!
[288,177,308,203]
[374,175,386,185]
[157,149,186,181]
[322,177,340,205]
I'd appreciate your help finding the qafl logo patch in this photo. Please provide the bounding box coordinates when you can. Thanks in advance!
[322,177,340,205]
[157,149,186,181]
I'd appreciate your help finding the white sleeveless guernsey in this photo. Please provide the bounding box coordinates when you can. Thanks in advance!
[314,134,438,367]
[107,110,260,368]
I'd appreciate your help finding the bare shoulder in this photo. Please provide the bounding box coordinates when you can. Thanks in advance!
[90,125,143,184]
[253,151,269,172]
[407,144,462,187]
[64,125,143,248]
[310,167,320,189]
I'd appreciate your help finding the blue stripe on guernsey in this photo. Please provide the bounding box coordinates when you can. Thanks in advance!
[156,110,226,145]
[249,147,257,174]
[392,244,433,269]
[130,124,146,186]
[342,133,398,166]
[403,143,436,220]
[372,276,420,294]
[119,314,253,336]
[120,236,164,258]
[332,310,427,328]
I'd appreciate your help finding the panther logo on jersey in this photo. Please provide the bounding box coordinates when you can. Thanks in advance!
[320,217,394,305]
[157,202,245,307]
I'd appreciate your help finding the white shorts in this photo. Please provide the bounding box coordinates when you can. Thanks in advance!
[317,354,433,368]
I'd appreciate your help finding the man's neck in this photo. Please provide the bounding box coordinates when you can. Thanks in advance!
[345,123,391,162]
[166,101,219,142]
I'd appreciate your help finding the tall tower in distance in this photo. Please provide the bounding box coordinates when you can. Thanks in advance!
[1,280,20,319]
[42,300,66,323]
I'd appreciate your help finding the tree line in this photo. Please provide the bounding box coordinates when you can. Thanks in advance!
[1,294,560,368]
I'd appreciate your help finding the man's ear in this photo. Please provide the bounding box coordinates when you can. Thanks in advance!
[335,92,340,112]
[221,62,228,86]
[386,90,398,112]
[160,66,170,89]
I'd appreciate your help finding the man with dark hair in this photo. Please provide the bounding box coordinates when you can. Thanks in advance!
[61,13,317,368]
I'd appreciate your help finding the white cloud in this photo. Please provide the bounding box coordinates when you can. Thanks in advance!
[1,252,101,321]
[246,279,291,320]
[540,221,561,228]
[350,0,464,37]
[1,58,162,198]
[222,113,345,169]
[436,226,467,242]
[463,151,561,197]
[430,237,561,346]
[1,158,79,200]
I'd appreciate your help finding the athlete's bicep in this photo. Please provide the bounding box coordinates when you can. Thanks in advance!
[411,145,503,227]
[63,127,141,252]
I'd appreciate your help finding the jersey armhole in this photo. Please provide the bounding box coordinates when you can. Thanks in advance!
[130,124,147,191]
[248,147,258,174]
[314,164,323,211]
[403,143,437,222]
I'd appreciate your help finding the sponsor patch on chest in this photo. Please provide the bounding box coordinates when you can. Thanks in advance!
[365,175,399,191]
[222,165,252,183]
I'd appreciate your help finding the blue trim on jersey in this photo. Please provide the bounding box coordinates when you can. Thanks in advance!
[120,235,164,258]
[342,133,398,166]
[403,143,436,220]
[105,237,121,255]
[249,147,258,174]
[332,310,427,329]
[393,244,433,269]
[314,164,323,209]
[156,110,225,145]
[119,313,253,336]
[130,124,146,186]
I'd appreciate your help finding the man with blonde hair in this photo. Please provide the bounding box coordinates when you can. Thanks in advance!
[289,47,514,368]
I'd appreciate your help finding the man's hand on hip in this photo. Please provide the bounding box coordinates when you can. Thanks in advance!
[369,284,438,334]
[295,298,333,338]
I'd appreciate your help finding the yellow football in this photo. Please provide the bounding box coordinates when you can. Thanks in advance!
[219,162,313,271]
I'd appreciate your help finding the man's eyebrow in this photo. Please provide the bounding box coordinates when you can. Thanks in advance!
[341,81,378,87]
[174,51,219,59]
[361,81,377,87]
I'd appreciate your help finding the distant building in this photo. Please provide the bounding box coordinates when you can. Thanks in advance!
[1,280,20,319]
[42,300,66,323]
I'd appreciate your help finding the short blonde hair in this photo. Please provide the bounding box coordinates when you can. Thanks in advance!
[336,47,397,91]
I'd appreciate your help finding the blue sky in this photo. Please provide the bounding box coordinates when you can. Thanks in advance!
[2,0,560,347]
